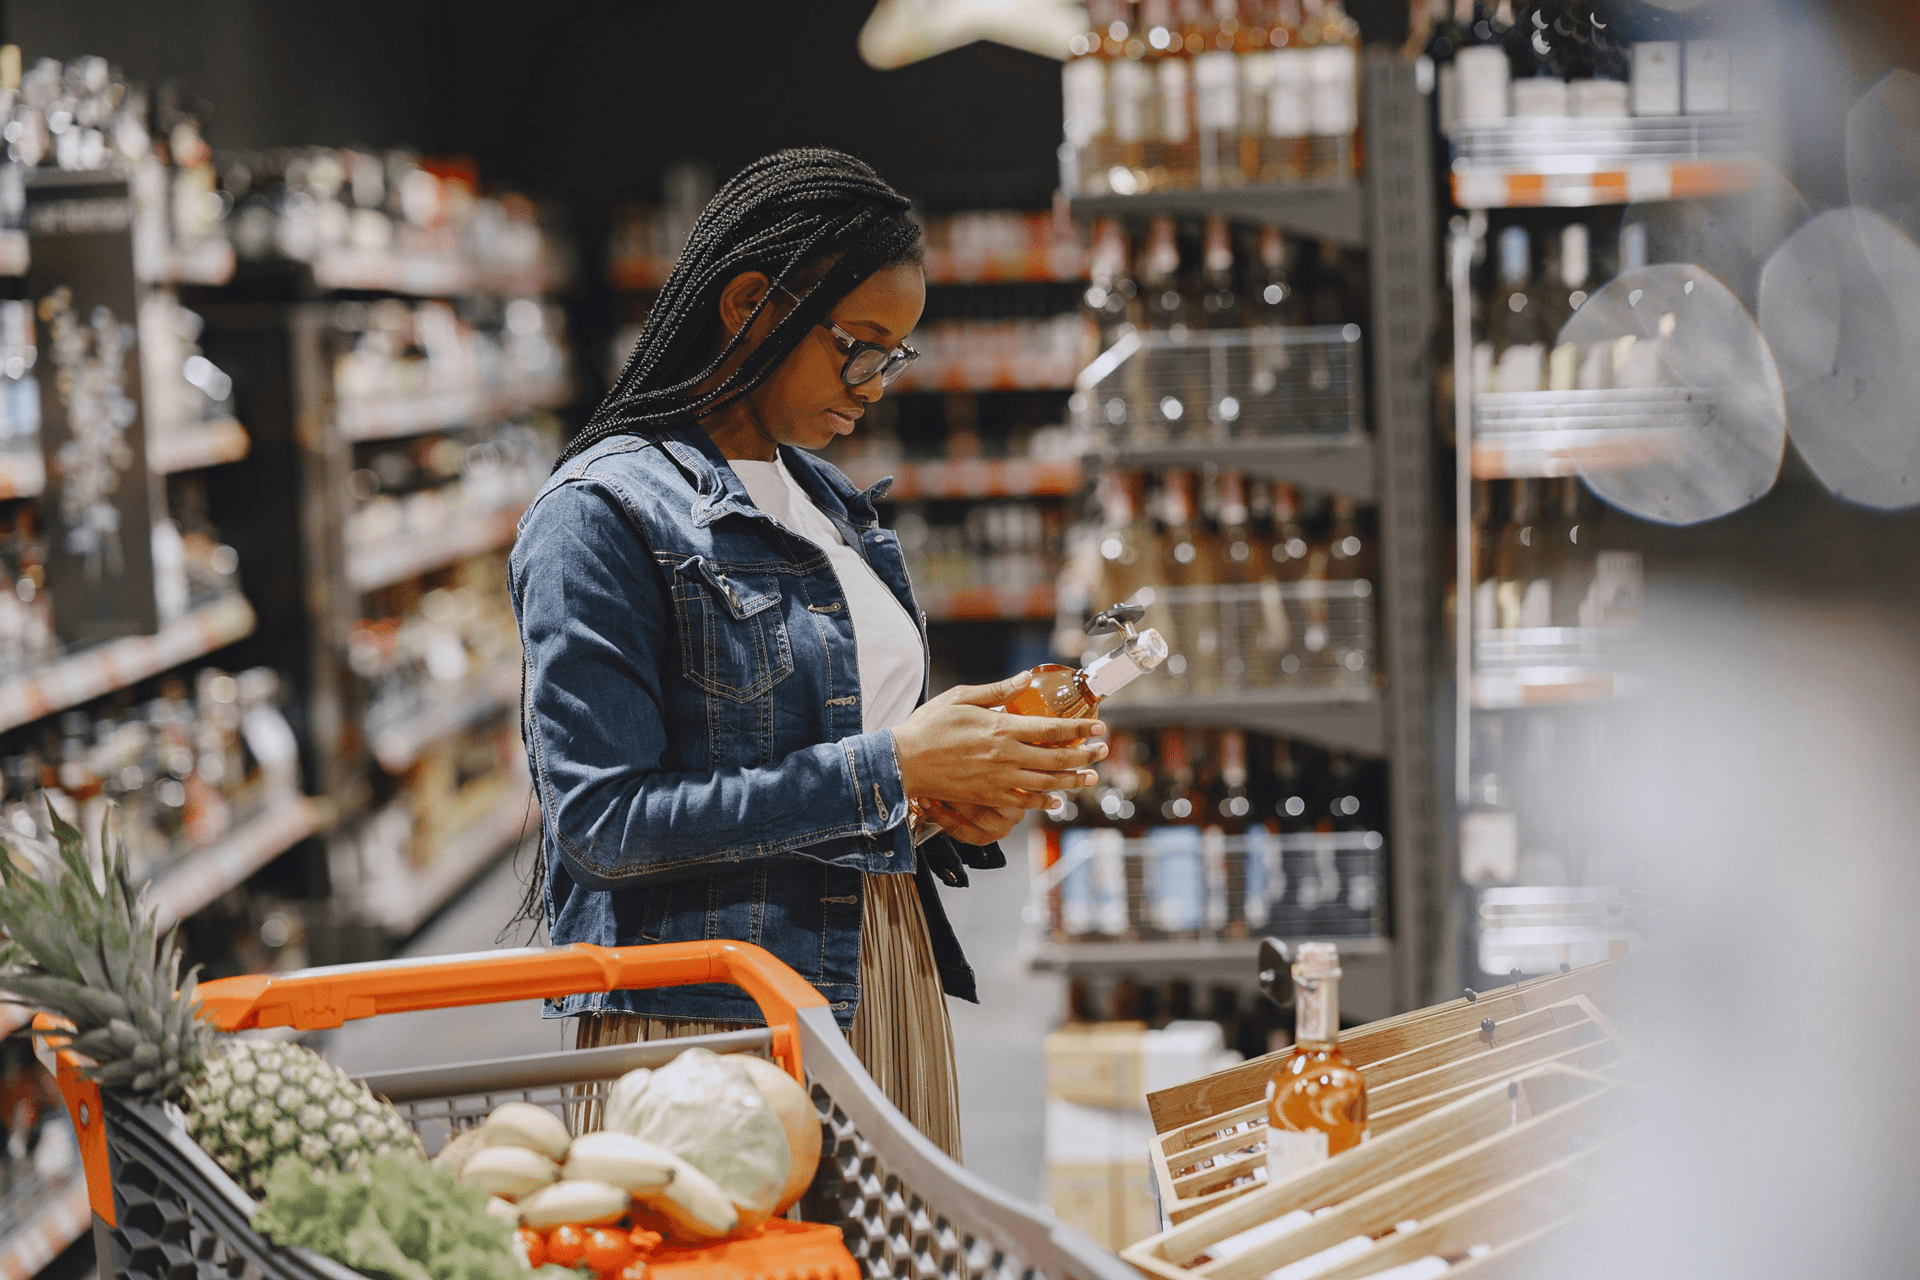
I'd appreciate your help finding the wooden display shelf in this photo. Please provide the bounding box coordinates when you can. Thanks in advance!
[833,456,1084,502]
[150,417,251,473]
[0,595,256,735]
[345,506,523,592]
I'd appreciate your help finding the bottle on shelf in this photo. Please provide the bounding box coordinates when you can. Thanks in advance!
[1265,0,1313,181]
[1627,4,1681,117]
[1146,726,1208,937]
[1482,224,1549,394]
[1110,2,1154,193]
[1570,3,1630,118]
[1420,0,1469,138]
[1545,476,1592,628]
[1453,0,1513,128]
[1200,215,1242,331]
[1144,0,1195,189]
[1507,0,1569,119]
[1460,714,1520,883]
[1085,217,1138,350]
[1193,0,1244,188]
[1302,0,1361,180]
[1139,216,1193,338]
[1266,941,1367,1180]
[1064,0,1117,187]
[1494,477,1551,629]
[1235,0,1276,185]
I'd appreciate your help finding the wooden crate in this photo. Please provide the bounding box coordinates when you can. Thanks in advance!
[1123,1064,1630,1280]
[1143,956,1636,1226]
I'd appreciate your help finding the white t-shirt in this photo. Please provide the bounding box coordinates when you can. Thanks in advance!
[730,452,925,734]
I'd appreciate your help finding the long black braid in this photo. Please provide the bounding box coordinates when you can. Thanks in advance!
[552,147,925,471]
[504,148,923,943]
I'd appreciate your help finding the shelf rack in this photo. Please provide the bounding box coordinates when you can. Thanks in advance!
[1448,114,1767,209]
[833,456,1084,502]
[0,1177,89,1280]
[363,784,538,936]
[1040,54,1440,1015]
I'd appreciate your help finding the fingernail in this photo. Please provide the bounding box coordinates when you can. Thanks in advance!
[1094,743,1110,760]
[1011,671,1031,688]
[1046,794,1066,813]
[1080,770,1099,786]
[1089,721,1107,736]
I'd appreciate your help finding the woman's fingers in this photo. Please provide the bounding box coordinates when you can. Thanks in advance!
[1015,769,1097,794]
[998,714,1105,744]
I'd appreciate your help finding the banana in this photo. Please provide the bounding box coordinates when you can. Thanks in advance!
[516,1179,630,1229]
[562,1132,677,1195]
[479,1101,572,1160]
[636,1154,738,1243]
[460,1145,561,1201]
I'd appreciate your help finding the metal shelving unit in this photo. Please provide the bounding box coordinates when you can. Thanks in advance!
[1037,55,1440,1021]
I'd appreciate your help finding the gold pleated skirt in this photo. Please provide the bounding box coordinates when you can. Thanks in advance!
[573,871,963,1160]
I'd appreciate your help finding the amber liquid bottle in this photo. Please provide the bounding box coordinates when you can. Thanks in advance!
[1266,941,1367,1181]
[1004,624,1170,721]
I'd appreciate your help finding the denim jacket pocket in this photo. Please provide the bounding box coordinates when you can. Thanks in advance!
[670,556,794,702]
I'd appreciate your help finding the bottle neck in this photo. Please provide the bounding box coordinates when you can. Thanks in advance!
[1294,972,1341,1045]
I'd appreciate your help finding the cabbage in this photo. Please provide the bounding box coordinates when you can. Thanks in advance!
[602,1049,790,1217]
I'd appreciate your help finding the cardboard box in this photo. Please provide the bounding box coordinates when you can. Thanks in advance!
[1046,1157,1160,1250]
[1044,1020,1232,1108]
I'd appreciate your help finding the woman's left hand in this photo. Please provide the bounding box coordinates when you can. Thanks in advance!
[920,798,1024,846]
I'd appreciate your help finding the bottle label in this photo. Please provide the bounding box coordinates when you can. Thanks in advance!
[1244,824,1277,929]
[1149,825,1206,934]
[1060,828,1096,935]
[1267,50,1312,138]
[1631,43,1681,117]
[1454,46,1510,125]
[1112,59,1152,142]
[1308,45,1358,136]
[1062,59,1107,147]
[1510,77,1569,119]
[1158,58,1192,143]
[1265,1123,1330,1184]
[1683,40,1732,114]
[1239,49,1277,131]
[1296,974,1339,1042]
[1194,51,1240,131]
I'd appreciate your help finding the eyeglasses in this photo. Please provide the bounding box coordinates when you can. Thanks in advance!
[775,283,919,388]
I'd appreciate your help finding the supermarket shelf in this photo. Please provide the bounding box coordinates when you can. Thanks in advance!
[1024,933,1390,974]
[369,659,523,774]
[311,247,558,297]
[335,376,571,443]
[1470,389,1696,478]
[1069,182,1366,248]
[0,1175,89,1280]
[0,452,44,500]
[1449,115,1765,209]
[150,417,252,473]
[346,505,524,592]
[141,237,237,286]
[1473,626,1636,709]
[835,456,1084,501]
[1472,670,1629,709]
[149,792,320,927]
[921,248,1087,285]
[919,584,1057,623]
[1094,432,1376,502]
[0,595,257,735]
[0,229,28,278]
[890,372,1077,395]
[1100,687,1384,756]
[368,790,537,936]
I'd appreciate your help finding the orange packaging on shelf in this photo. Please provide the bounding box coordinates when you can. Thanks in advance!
[646,1219,858,1280]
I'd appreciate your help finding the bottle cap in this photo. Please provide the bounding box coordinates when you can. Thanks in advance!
[1084,627,1169,698]
[1294,941,1342,979]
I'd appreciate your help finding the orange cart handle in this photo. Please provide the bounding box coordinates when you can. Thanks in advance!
[195,941,825,1082]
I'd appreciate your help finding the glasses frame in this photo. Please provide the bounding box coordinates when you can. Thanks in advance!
[774,283,920,388]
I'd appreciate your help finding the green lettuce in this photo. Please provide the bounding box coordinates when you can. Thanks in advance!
[250,1152,575,1280]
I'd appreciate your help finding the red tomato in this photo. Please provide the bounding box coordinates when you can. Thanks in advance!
[617,1262,649,1280]
[583,1228,635,1274]
[516,1228,546,1270]
[547,1224,587,1267]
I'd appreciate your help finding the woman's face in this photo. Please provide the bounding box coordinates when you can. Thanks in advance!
[711,262,926,455]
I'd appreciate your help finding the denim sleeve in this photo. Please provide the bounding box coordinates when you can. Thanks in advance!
[511,481,908,891]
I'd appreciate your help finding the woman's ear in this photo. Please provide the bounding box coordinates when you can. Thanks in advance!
[716,270,774,342]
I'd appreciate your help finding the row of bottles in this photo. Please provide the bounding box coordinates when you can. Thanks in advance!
[1063,0,1362,196]
[0,666,301,884]
[1062,470,1374,694]
[1462,478,1641,634]
[1415,0,1773,134]
[1037,727,1385,942]
[891,313,1089,394]
[329,297,570,407]
[346,416,561,551]
[894,501,1063,597]
[1083,215,1364,347]
[1472,218,1671,394]
[353,552,520,741]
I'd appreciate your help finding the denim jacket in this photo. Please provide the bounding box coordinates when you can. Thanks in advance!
[508,420,1004,1028]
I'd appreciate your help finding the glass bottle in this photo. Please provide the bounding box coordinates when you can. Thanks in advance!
[1200,215,1241,330]
[1192,0,1243,188]
[1266,0,1312,180]
[1234,0,1275,185]
[1485,224,1547,393]
[1139,215,1193,335]
[1266,941,1367,1180]
[1454,0,1513,125]
[1494,478,1550,630]
[1064,0,1116,191]
[1142,0,1194,189]
[1110,1,1155,193]
[1003,615,1169,722]
[1303,0,1361,180]
[1507,0,1569,118]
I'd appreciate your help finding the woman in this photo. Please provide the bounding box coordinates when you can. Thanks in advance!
[509,149,1106,1157]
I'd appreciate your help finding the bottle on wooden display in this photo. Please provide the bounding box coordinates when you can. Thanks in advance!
[1266,941,1368,1181]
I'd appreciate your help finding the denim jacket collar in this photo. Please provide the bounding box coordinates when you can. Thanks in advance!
[657,418,894,536]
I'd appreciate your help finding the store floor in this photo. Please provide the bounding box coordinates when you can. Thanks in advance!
[322,839,1059,1202]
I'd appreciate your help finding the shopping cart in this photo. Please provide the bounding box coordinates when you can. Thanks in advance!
[37,940,1134,1280]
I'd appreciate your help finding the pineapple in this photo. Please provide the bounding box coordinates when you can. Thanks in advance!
[0,805,422,1194]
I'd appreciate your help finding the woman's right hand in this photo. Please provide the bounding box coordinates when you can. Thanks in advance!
[891,671,1108,811]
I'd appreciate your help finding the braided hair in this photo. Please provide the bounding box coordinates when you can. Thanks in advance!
[554,147,924,470]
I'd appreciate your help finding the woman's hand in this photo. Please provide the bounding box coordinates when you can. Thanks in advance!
[892,671,1107,811]
[918,798,1026,846]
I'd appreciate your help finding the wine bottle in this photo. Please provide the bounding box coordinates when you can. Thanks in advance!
[1003,603,1169,721]
[1266,942,1367,1180]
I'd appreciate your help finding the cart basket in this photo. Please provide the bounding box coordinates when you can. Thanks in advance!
[40,940,1133,1280]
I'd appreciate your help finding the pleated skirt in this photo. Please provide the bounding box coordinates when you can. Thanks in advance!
[572,871,963,1161]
